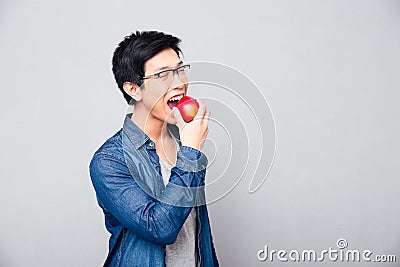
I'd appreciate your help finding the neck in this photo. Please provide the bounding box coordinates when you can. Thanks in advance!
[131,103,170,143]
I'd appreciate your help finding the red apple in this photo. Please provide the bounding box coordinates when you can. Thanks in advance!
[176,96,199,123]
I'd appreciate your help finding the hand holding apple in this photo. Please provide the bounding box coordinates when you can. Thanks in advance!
[172,98,210,151]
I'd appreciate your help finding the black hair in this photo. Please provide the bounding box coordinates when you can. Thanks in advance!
[112,30,182,103]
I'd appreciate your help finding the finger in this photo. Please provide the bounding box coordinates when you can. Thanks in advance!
[202,108,211,126]
[204,108,211,120]
[194,99,207,120]
[172,107,186,128]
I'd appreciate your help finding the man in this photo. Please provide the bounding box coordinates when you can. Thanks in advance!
[89,30,219,266]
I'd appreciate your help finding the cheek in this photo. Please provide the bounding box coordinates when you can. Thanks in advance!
[143,89,165,108]
[149,94,169,116]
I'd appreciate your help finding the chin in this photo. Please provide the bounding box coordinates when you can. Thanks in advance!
[165,116,177,125]
[161,107,176,125]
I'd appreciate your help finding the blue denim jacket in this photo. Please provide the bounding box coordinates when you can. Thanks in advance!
[89,114,219,266]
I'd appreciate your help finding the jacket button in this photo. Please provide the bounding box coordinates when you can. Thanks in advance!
[149,142,154,147]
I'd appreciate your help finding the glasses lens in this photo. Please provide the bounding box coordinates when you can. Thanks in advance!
[178,65,190,81]
[158,71,171,81]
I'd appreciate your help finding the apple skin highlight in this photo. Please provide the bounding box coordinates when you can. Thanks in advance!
[176,96,199,123]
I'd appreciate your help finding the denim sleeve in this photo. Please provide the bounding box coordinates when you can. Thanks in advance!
[89,148,207,246]
[175,146,208,172]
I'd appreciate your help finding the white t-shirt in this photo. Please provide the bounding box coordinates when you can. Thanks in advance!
[158,139,197,267]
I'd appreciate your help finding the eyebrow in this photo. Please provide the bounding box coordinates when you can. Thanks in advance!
[153,61,183,72]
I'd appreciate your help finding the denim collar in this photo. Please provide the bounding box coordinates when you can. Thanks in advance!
[123,113,180,149]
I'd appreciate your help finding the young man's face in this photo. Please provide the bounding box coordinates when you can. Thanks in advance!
[140,47,188,125]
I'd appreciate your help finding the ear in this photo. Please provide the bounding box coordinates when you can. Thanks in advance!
[123,82,143,102]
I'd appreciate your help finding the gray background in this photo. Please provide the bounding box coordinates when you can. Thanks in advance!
[1,0,399,266]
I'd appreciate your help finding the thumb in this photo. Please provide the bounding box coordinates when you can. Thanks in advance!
[172,107,186,128]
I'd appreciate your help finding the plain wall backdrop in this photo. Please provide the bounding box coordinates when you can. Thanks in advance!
[1,0,399,266]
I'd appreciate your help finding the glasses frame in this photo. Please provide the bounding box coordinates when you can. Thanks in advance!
[142,64,191,82]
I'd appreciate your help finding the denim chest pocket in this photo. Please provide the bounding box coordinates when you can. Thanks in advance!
[122,132,165,199]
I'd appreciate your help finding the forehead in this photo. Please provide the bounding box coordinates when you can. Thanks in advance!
[144,48,181,74]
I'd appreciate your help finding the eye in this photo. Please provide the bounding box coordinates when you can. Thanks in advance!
[178,65,190,78]
[157,71,170,79]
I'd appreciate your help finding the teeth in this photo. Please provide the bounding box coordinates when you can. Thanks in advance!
[169,94,183,102]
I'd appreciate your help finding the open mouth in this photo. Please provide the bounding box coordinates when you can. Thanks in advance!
[167,94,184,109]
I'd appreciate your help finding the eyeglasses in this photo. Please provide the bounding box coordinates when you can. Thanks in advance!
[142,64,190,85]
